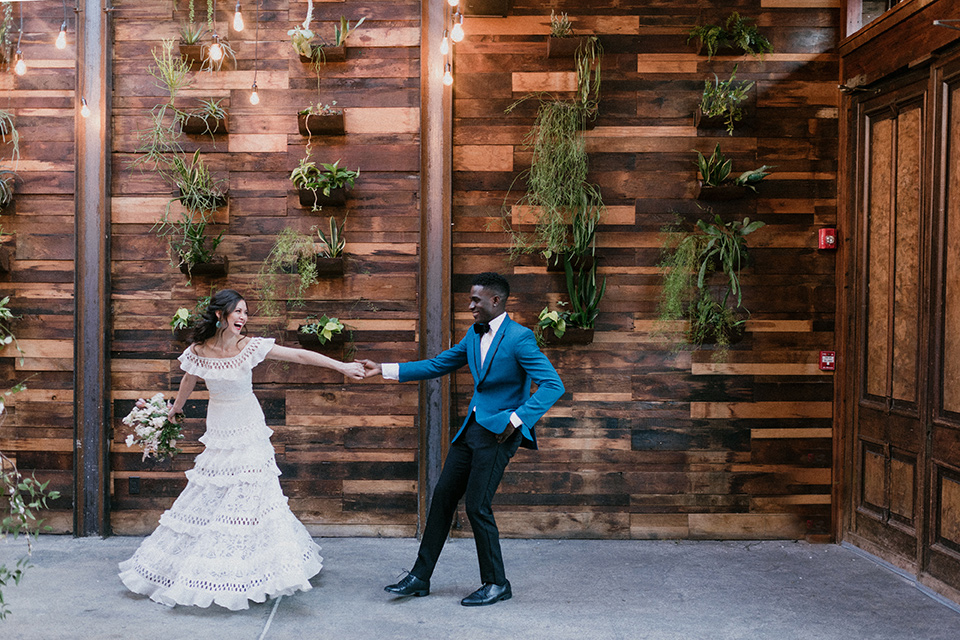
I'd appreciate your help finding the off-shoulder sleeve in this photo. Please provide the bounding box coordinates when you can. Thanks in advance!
[248,337,276,368]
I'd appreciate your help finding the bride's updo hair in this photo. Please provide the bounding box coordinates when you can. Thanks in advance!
[193,289,246,345]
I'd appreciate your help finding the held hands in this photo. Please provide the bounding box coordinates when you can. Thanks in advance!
[359,359,382,379]
[341,361,366,381]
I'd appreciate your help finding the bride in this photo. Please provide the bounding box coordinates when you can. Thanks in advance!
[119,289,365,610]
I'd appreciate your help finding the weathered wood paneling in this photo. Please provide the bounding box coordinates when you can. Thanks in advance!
[450,1,838,540]
[0,5,78,531]
[108,0,422,536]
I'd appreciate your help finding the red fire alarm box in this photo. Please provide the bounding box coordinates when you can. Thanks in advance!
[819,228,837,249]
[819,350,836,371]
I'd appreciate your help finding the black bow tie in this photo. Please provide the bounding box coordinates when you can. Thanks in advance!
[474,322,490,335]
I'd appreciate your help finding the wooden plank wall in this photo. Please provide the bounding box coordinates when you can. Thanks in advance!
[449,0,839,540]
[109,0,423,536]
[0,4,77,533]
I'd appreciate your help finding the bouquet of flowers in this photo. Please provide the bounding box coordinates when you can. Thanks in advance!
[122,393,184,461]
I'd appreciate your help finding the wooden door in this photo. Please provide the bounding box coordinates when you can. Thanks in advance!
[924,57,960,596]
[849,78,928,570]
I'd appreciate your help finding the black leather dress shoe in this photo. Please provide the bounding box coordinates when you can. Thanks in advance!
[460,580,512,606]
[384,573,430,597]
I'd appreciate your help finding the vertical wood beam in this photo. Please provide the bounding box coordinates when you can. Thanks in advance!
[74,0,112,537]
[418,0,453,534]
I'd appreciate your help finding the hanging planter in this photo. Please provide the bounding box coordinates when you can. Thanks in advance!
[172,326,194,344]
[179,42,206,64]
[542,326,594,346]
[180,255,229,278]
[546,36,588,59]
[300,43,346,64]
[298,187,347,208]
[694,181,752,201]
[181,113,228,135]
[297,111,345,136]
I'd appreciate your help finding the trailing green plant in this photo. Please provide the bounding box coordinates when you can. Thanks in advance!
[316,216,346,258]
[169,149,226,213]
[0,110,20,166]
[299,101,342,116]
[256,227,322,317]
[131,39,193,171]
[657,212,765,358]
[0,2,13,60]
[333,15,366,47]
[178,98,227,138]
[549,10,574,38]
[290,154,359,210]
[0,169,14,210]
[695,144,773,190]
[700,65,754,135]
[299,314,345,344]
[0,295,22,361]
[535,304,569,346]
[201,36,236,73]
[170,293,211,333]
[1,376,59,621]
[687,12,773,60]
[564,258,606,329]
[502,98,603,262]
[575,36,602,120]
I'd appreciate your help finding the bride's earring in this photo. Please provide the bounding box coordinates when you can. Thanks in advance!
[216,320,221,328]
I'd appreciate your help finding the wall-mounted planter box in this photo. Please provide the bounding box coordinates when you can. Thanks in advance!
[542,327,594,346]
[300,44,346,64]
[181,114,228,135]
[695,325,745,346]
[0,239,13,273]
[694,181,752,201]
[172,327,194,344]
[296,327,347,354]
[179,255,229,278]
[280,255,345,277]
[298,187,347,208]
[177,189,229,211]
[693,106,753,134]
[463,0,509,16]
[179,42,206,64]
[298,112,345,136]
[546,36,587,58]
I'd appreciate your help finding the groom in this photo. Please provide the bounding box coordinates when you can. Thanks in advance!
[361,272,564,606]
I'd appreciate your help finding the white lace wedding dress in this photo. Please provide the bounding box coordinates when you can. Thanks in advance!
[118,337,323,611]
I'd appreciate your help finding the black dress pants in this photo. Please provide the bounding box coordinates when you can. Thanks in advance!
[411,416,521,585]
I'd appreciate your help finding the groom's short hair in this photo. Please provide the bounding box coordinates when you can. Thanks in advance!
[472,272,510,299]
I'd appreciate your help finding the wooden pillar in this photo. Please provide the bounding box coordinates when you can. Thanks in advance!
[418,0,453,533]
[74,0,112,537]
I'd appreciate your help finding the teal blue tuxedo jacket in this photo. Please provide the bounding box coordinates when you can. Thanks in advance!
[398,314,564,449]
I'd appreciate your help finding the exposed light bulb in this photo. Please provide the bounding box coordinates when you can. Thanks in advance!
[80,98,91,118]
[208,35,224,61]
[443,63,453,86]
[249,82,260,105]
[233,3,244,31]
[447,0,459,6]
[56,22,67,50]
[440,30,450,55]
[451,14,465,43]
[14,51,26,76]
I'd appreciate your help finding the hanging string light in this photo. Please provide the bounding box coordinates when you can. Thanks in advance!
[249,0,260,105]
[451,11,464,42]
[208,33,224,61]
[80,97,91,118]
[447,0,459,6]
[232,1,244,32]
[55,0,68,50]
[13,5,25,76]
[442,63,453,86]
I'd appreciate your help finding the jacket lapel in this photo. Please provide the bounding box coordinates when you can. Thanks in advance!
[477,315,508,385]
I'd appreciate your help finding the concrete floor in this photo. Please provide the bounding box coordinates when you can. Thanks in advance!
[1,536,958,640]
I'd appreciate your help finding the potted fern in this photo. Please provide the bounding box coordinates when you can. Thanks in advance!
[291,156,359,210]
[298,101,345,136]
[657,213,765,356]
[694,144,772,201]
[695,65,753,135]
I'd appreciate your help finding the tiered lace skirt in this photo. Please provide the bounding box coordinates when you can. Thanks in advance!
[119,393,322,611]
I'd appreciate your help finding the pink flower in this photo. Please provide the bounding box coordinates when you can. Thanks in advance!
[135,399,147,409]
